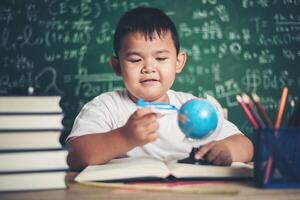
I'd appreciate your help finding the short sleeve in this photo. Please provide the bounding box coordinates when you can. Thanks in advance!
[66,98,113,142]
[214,119,242,141]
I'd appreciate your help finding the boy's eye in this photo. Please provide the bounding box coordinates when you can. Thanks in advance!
[156,57,167,61]
[129,59,141,63]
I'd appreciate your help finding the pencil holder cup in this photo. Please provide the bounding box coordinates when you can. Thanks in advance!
[254,128,300,188]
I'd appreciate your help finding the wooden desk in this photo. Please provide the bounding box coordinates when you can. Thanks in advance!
[1,172,300,200]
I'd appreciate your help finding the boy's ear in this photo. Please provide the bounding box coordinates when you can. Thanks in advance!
[109,56,122,76]
[175,52,187,73]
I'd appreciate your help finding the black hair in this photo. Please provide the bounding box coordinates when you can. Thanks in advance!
[113,6,180,56]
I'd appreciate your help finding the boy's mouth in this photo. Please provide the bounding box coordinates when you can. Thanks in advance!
[139,78,159,83]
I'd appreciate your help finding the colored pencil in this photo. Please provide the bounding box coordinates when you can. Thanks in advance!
[236,95,259,129]
[274,87,288,129]
[264,87,289,184]
[251,93,273,127]
[242,93,266,128]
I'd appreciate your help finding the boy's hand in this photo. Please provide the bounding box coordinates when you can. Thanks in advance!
[121,108,160,147]
[194,140,233,166]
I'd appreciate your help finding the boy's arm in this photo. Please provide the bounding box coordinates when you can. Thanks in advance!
[67,108,159,171]
[67,128,133,171]
[195,134,254,165]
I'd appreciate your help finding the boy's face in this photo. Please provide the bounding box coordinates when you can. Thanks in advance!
[110,31,186,102]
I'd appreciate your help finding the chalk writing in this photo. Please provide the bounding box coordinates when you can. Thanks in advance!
[0,0,299,137]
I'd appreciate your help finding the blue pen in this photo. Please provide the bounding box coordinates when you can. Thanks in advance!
[136,99,178,115]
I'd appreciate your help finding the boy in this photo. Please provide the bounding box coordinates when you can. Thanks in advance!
[66,7,253,171]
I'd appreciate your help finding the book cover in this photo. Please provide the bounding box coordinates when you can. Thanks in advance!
[0,149,69,173]
[0,96,62,114]
[0,171,67,192]
[0,114,63,130]
[0,130,62,150]
[75,156,253,183]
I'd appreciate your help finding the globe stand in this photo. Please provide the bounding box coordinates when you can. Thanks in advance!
[177,147,211,165]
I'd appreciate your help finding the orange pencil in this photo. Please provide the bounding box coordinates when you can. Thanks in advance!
[274,87,288,130]
[264,87,289,184]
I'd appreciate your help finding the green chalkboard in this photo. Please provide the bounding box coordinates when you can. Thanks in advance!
[1,0,299,144]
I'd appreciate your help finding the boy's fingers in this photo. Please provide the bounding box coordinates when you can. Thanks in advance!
[146,132,159,142]
[156,113,165,118]
[134,108,163,122]
[134,108,153,118]
[194,142,215,160]
[139,113,159,126]
[133,109,158,124]
[211,151,231,166]
[144,121,160,132]
[206,147,222,163]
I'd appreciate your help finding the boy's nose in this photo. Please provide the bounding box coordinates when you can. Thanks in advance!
[141,62,156,74]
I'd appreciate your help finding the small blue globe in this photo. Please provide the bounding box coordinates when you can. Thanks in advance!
[178,99,218,140]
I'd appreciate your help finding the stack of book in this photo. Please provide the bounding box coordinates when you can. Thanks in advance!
[0,96,69,192]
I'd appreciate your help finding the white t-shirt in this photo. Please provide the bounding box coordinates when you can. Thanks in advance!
[67,89,241,159]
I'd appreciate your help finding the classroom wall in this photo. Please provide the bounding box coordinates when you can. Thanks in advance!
[0,0,299,143]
